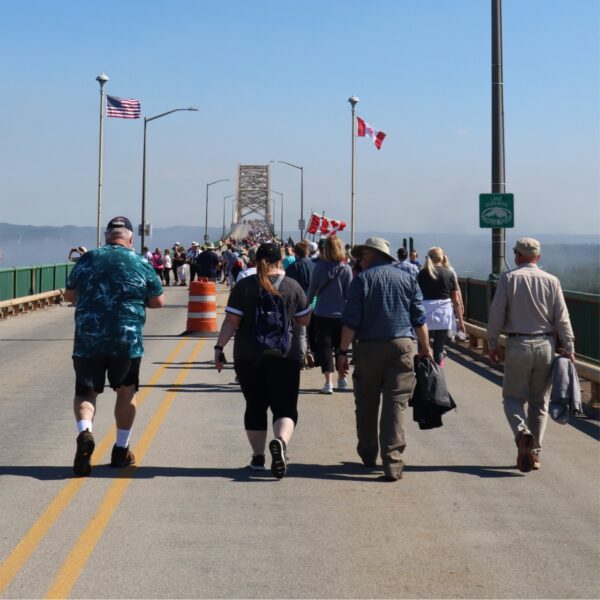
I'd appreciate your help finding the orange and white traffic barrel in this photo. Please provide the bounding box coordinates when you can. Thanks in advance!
[185,278,217,334]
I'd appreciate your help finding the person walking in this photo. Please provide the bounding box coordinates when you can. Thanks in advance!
[213,242,311,479]
[286,241,316,368]
[487,237,575,473]
[236,246,258,282]
[151,247,164,282]
[395,247,419,277]
[64,216,164,477]
[187,242,200,283]
[195,242,221,281]
[163,248,173,286]
[416,247,465,366]
[176,247,188,286]
[336,237,433,481]
[306,235,352,393]
[171,245,182,285]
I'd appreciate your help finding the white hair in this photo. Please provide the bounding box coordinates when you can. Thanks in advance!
[105,228,133,244]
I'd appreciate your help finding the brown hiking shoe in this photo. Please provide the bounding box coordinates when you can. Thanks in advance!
[110,444,135,468]
[73,430,95,477]
[516,431,536,473]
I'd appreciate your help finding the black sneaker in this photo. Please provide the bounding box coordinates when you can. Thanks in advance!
[73,430,95,477]
[110,444,135,468]
[269,438,288,479]
[249,454,266,470]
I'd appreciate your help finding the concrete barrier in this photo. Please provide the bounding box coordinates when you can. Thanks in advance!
[0,289,64,319]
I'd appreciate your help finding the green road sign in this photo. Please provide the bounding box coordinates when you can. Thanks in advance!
[479,193,514,228]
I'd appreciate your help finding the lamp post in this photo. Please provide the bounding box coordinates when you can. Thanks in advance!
[205,179,230,242]
[223,194,235,239]
[270,160,304,239]
[141,107,198,253]
[348,95,359,247]
[271,190,283,240]
[96,73,109,248]
[491,0,506,275]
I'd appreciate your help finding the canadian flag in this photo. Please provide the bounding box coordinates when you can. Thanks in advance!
[307,213,321,235]
[357,116,386,150]
[306,213,347,235]
[330,219,346,232]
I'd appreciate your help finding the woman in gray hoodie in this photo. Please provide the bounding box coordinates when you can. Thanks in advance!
[306,235,353,394]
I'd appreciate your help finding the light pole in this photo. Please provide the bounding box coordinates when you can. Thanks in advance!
[270,160,304,240]
[96,73,109,248]
[223,194,235,239]
[271,190,283,240]
[491,0,506,275]
[141,107,198,252]
[348,95,359,247]
[205,179,230,242]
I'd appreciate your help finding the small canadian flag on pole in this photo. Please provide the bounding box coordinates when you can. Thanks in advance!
[356,116,386,150]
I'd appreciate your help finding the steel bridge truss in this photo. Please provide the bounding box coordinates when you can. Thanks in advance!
[234,164,272,228]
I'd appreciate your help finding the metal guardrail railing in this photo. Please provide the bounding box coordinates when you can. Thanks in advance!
[458,277,600,364]
[0,263,73,302]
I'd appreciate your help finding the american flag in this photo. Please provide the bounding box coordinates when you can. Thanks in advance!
[106,95,141,119]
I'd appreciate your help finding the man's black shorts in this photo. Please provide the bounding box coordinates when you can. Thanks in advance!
[73,356,142,395]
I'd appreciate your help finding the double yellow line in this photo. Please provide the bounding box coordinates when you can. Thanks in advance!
[0,337,206,598]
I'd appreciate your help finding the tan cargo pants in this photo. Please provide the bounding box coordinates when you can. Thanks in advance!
[503,336,554,450]
[351,338,416,476]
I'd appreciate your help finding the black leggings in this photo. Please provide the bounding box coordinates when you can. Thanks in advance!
[234,355,301,431]
[309,315,342,373]
[431,329,449,364]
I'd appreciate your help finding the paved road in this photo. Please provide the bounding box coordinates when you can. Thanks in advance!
[0,285,598,599]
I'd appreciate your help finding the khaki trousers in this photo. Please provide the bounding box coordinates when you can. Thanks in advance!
[502,336,554,450]
[352,338,416,475]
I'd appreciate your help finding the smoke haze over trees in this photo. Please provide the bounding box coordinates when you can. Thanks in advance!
[0,223,598,294]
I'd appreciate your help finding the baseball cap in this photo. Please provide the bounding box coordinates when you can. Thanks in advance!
[106,216,133,232]
[256,242,281,264]
[308,241,318,254]
[514,237,541,257]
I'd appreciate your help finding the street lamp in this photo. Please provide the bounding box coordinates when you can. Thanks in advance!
[205,179,230,241]
[223,194,235,239]
[95,73,109,248]
[140,107,198,252]
[271,190,283,240]
[270,160,304,239]
[348,95,359,247]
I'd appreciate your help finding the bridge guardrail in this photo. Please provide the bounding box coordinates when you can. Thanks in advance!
[458,277,599,364]
[458,277,600,401]
[0,263,74,317]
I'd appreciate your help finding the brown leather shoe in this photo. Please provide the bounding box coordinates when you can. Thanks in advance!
[110,444,135,468]
[73,430,95,477]
[516,431,536,473]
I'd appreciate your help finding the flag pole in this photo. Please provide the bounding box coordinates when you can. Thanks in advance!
[348,96,359,247]
[96,73,109,248]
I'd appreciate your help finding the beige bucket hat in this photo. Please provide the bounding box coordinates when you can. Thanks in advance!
[351,237,396,261]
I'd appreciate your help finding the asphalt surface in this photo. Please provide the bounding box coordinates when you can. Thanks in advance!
[0,284,598,599]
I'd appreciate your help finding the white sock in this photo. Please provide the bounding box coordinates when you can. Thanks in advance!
[116,428,131,448]
[76,420,93,434]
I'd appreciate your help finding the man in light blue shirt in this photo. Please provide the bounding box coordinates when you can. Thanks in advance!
[395,247,419,278]
[337,237,432,481]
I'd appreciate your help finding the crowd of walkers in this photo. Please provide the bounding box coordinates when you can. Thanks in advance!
[66,216,576,486]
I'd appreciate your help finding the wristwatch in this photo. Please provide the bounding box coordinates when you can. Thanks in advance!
[338,349,348,356]
[214,345,223,351]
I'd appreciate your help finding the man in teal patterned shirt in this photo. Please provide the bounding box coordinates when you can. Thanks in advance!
[64,216,164,476]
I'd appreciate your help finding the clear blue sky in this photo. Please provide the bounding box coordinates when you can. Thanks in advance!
[0,0,598,235]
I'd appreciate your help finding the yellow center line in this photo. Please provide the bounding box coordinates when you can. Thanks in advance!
[0,337,190,595]
[46,339,206,599]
